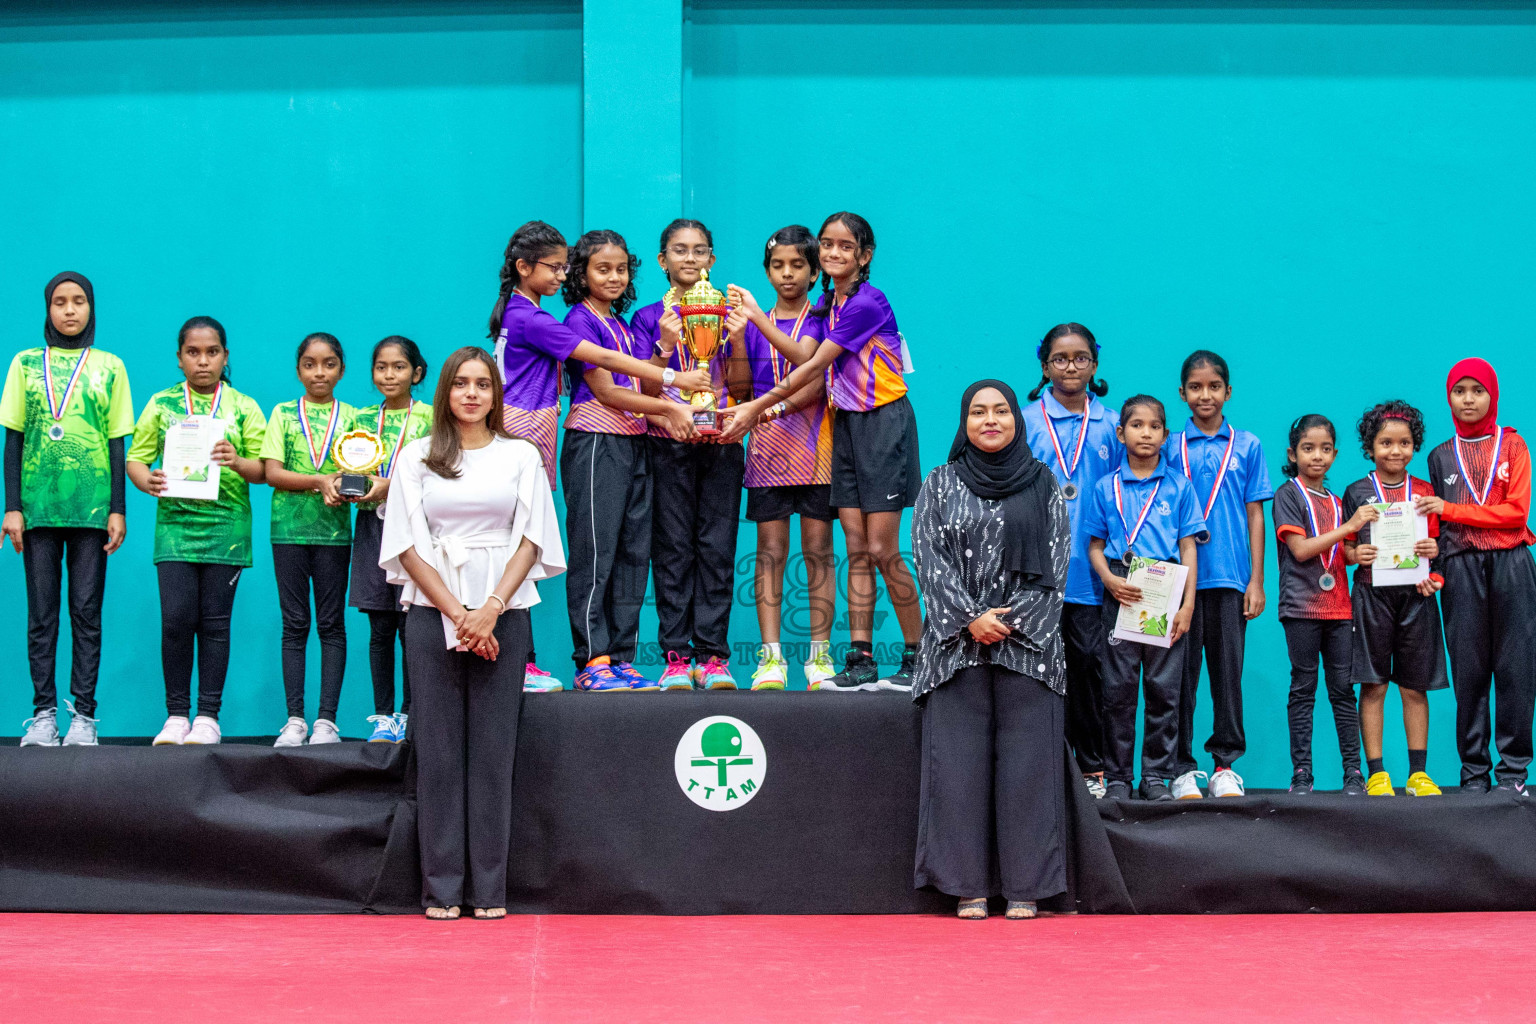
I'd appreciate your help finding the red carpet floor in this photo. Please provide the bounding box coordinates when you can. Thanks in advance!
[1,912,1528,1023]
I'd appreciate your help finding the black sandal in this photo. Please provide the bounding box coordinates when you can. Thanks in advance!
[957,898,988,920]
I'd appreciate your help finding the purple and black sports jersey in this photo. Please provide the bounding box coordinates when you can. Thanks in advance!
[562,303,646,436]
[494,293,581,488]
[740,311,831,488]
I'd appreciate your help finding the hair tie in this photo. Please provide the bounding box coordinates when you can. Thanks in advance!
[1382,412,1410,421]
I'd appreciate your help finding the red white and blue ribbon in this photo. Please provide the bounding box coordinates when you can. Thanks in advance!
[584,299,643,395]
[1113,475,1162,557]
[1293,478,1340,574]
[1181,427,1237,520]
[1453,428,1504,506]
[377,402,415,479]
[183,381,223,419]
[297,398,341,471]
[767,301,812,386]
[1368,471,1408,503]
[1042,396,1091,482]
[43,347,90,423]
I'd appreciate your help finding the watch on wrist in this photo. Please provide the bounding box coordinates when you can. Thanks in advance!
[662,368,676,387]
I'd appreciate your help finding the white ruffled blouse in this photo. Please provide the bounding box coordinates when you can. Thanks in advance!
[379,435,566,649]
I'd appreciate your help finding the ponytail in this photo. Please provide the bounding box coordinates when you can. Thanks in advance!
[810,212,875,319]
[486,220,568,340]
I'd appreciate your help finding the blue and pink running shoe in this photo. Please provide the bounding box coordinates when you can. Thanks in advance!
[610,662,659,692]
[700,657,737,690]
[573,662,629,692]
[524,662,564,693]
[658,653,696,692]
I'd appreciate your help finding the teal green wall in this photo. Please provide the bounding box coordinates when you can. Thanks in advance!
[3,2,1534,788]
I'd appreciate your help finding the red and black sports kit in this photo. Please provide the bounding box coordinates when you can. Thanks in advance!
[1341,475,1448,695]
[1273,480,1359,777]
[1428,426,1536,788]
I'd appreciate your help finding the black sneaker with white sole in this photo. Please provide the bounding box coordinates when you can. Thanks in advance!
[1495,778,1527,797]
[876,649,917,692]
[1104,780,1132,801]
[1288,770,1314,795]
[1461,774,1492,794]
[818,650,879,691]
[1137,777,1173,802]
[1341,766,1367,796]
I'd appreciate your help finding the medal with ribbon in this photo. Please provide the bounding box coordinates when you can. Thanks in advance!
[42,347,91,441]
[1113,474,1162,567]
[584,299,643,399]
[1294,479,1342,591]
[1453,428,1504,506]
[1368,471,1408,504]
[1043,395,1092,500]
[376,402,416,479]
[1180,426,1237,530]
[767,300,812,388]
[297,398,341,472]
[183,381,223,420]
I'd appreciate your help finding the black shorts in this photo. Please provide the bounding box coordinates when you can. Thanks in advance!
[831,395,921,513]
[1350,583,1449,692]
[746,484,835,523]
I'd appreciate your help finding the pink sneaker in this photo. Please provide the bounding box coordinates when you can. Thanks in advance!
[659,652,696,692]
[700,657,737,690]
[524,662,563,692]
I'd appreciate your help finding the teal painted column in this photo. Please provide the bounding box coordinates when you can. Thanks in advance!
[582,0,682,256]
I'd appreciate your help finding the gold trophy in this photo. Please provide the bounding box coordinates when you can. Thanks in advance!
[677,270,728,435]
[332,428,387,499]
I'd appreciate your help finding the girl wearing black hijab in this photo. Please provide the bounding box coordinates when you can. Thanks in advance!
[910,379,1070,920]
[1,272,135,747]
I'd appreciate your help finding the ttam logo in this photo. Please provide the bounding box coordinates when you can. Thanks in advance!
[674,716,767,812]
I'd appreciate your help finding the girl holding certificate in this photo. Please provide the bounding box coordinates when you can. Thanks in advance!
[3,272,134,747]
[1418,359,1536,795]
[1084,396,1206,802]
[350,337,432,743]
[910,380,1069,920]
[379,346,565,920]
[128,316,268,746]
[1021,323,1121,797]
[261,333,358,747]
[1341,400,1446,797]
[1273,414,1372,795]
[1164,350,1273,799]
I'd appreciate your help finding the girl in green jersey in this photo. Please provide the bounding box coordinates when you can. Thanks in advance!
[128,316,268,746]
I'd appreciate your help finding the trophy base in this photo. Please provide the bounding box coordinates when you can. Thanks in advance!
[692,408,722,436]
[338,473,372,499]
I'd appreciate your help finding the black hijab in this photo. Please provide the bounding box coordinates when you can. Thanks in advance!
[948,379,1054,584]
[44,271,95,350]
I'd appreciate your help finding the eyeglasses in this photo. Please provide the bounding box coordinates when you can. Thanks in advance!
[667,246,713,259]
[1048,354,1095,370]
[537,260,572,274]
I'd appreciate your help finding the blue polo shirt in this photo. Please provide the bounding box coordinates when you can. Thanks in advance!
[1083,457,1208,564]
[1162,418,1274,591]
[1021,389,1122,604]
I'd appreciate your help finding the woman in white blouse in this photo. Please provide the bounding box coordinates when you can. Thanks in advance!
[380,346,566,920]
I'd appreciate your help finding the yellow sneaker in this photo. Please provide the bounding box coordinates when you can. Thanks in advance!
[1405,771,1442,796]
[1366,771,1396,796]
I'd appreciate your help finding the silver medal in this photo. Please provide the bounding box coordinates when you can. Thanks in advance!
[47,424,64,441]
[1061,482,1078,501]
[1122,550,1135,568]
[1319,572,1336,592]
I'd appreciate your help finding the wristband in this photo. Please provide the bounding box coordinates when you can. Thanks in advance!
[486,593,506,612]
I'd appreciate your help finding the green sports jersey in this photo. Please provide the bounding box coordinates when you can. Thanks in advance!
[352,399,434,512]
[0,346,134,529]
[260,397,357,546]
[128,382,267,566]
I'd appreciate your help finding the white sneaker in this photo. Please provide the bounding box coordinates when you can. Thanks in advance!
[1084,775,1108,800]
[308,718,342,744]
[273,716,309,747]
[1172,770,1208,800]
[183,716,222,745]
[153,716,192,746]
[393,712,408,741]
[1209,767,1245,798]
[61,703,99,746]
[20,709,61,747]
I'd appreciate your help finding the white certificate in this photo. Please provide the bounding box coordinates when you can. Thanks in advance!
[1113,557,1190,649]
[161,416,225,501]
[1370,501,1430,586]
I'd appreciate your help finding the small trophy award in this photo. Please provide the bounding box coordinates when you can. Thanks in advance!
[678,271,728,435]
[332,428,387,499]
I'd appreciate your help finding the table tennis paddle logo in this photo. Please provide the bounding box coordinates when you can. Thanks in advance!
[674,716,767,811]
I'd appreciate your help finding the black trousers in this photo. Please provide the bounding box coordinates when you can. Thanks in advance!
[1100,593,1185,784]
[272,543,350,720]
[408,604,530,909]
[22,526,108,716]
[1062,602,1107,775]
[1176,587,1247,774]
[649,437,743,662]
[1282,618,1360,774]
[157,561,242,719]
[563,431,652,668]
[914,664,1067,903]
[368,611,411,717]
[1442,548,1536,784]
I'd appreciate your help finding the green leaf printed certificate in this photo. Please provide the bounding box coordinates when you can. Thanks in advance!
[162,416,225,500]
[1370,501,1429,587]
[1112,556,1189,649]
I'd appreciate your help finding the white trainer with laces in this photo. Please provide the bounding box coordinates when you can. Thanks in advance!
[20,709,61,747]
[308,718,342,744]
[1209,767,1245,797]
[1172,770,1208,800]
[1084,775,1108,800]
[273,716,309,747]
[183,716,222,745]
[61,704,99,746]
[153,716,192,746]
